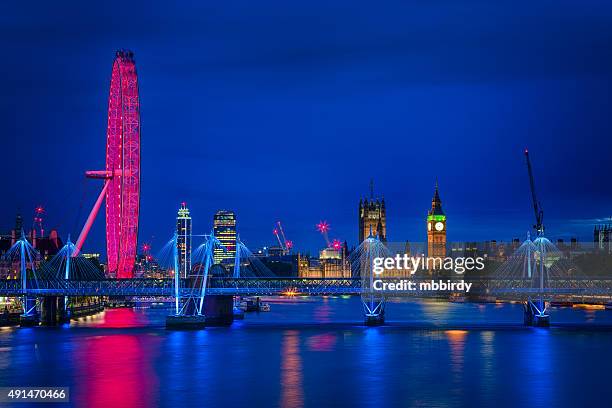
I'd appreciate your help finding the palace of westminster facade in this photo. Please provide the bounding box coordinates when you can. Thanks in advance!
[299,182,447,279]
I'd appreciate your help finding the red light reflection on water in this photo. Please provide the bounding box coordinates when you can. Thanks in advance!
[73,309,160,408]
[82,307,150,328]
[306,332,337,352]
[313,301,333,323]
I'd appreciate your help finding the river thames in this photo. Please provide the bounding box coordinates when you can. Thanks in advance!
[1,298,611,407]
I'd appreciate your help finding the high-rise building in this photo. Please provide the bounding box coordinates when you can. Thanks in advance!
[427,182,446,261]
[176,202,192,278]
[213,210,237,265]
[358,180,386,243]
[594,224,612,252]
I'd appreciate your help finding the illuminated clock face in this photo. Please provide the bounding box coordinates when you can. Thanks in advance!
[435,222,444,231]
[428,222,432,231]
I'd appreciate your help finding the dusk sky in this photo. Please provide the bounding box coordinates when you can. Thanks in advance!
[2,1,612,255]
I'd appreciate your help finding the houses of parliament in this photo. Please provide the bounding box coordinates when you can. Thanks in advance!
[301,181,447,280]
[358,181,447,258]
[358,181,387,243]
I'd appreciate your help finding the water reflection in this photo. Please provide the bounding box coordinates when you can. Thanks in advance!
[72,308,151,328]
[359,328,387,408]
[442,329,467,404]
[420,300,452,323]
[1,298,611,408]
[313,298,333,323]
[584,309,596,323]
[73,309,160,408]
[306,332,337,352]
[519,328,553,407]
[445,329,467,374]
[479,331,495,405]
[280,330,303,408]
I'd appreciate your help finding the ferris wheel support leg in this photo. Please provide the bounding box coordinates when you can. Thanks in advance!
[73,179,111,257]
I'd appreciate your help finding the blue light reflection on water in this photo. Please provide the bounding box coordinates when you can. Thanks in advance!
[0,298,611,408]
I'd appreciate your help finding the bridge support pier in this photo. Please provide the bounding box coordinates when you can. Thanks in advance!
[166,295,234,329]
[363,299,385,326]
[19,297,39,327]
[204,295,234,326]
[40,297,69,326]
[166,314,207,329]
[524,300,550,327]
[20,314,39,327]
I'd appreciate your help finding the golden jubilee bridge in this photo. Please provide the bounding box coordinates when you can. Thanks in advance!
[2,233,612,327]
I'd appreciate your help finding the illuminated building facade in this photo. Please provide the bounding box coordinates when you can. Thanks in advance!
[176,202,192,278]
[81,253,100,261]
[298,248,350,278]
[358,181,386,243]
[427,182,446,262]
[213,210,237,265]
[320,247,350,278]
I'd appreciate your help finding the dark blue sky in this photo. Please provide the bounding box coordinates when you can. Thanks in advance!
[2,1,612,255]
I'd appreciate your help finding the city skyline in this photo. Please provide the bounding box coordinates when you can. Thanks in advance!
[2,4,612,408]
[3,183,608,258]
[3,1,612,255]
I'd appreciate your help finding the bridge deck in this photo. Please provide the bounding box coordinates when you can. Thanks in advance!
[0,277,610,299]
[0,278,362,296]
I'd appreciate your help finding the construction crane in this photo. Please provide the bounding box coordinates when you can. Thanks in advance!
[272,227,284,250]
[272,221,292,255]
[32,206,45,237]
[524,149,544,236]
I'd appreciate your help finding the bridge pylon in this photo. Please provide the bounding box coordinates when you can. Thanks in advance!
[166,232,230,329]
[350,232,389,326]
[524,299,549,327]
[524,234,551,327]
[490,232,560,327]
[363,298,385,326]
[3,232,39,325]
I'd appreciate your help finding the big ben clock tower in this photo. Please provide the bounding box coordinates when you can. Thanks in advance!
[427,181,446,262]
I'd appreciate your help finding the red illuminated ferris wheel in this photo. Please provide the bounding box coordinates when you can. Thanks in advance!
[74,50,141,278]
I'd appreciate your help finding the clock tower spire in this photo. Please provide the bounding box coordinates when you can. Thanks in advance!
[427,181,446,264]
